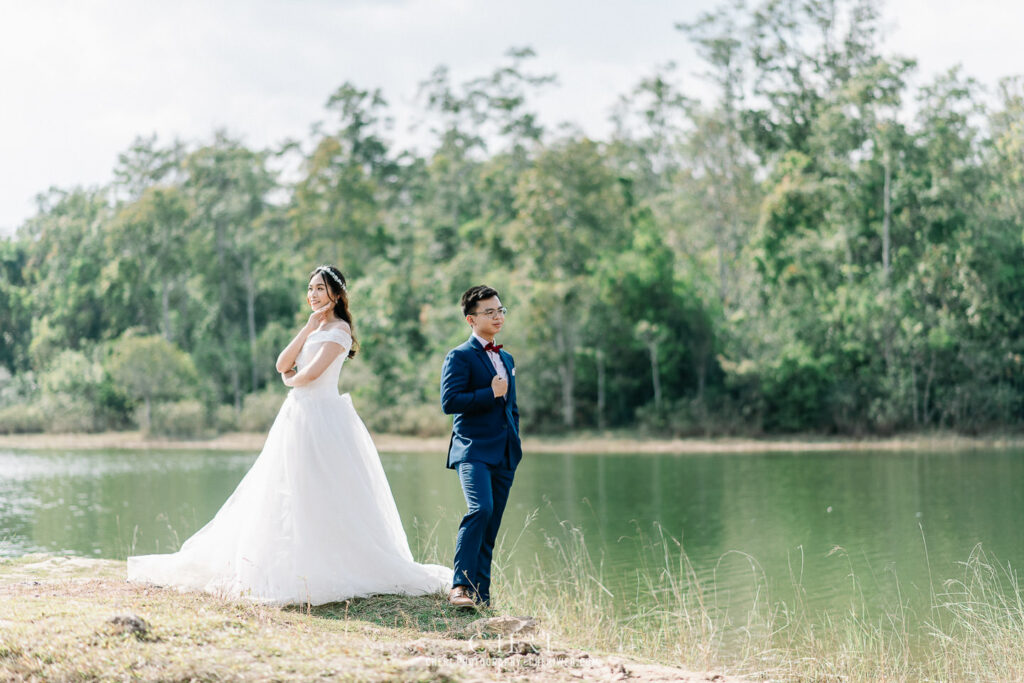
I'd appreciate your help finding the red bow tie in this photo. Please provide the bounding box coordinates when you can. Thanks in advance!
[484,342,503,353]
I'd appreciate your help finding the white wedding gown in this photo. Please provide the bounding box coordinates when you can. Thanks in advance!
[127,328,451,605]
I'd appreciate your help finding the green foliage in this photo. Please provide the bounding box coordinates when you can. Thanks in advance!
[0,238,30,370]
[0,403,46,434]
[37,349,131,430]
[37,394,102,433]
[106,334,198,429]
[236,388,286,433]
[106,334,197,403]
[3,0,1024,435]
[760,345,834,433]
[145,400,209,438]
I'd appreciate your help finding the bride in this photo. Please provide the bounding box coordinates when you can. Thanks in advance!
[127,265,451,605]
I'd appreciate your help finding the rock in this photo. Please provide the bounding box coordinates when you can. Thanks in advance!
[405,638,432,655]
[506,640,539,655]
[106,614,151,638]
[608,657,631,680]
[462,615,537,638]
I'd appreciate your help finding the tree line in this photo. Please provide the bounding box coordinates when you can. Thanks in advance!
[1,0,1022,438]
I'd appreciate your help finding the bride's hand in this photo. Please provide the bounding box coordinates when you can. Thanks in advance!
[305,304,332,330]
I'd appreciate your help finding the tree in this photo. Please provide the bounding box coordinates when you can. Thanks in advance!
[510,139,629,428]
[183,132,277,403]
[20,188,112,366]
[290,83,393,273]
[112,134,185,202]
[0,238,30,370]
[106,185,189,341]
[105,334,197,428]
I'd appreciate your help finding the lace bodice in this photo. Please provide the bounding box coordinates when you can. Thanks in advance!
[294,328,352,395]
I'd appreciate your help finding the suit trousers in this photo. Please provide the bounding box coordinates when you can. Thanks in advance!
[452,453,515,604]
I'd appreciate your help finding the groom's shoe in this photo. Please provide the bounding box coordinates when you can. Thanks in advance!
[448,586,476,609]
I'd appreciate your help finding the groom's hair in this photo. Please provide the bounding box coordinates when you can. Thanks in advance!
[461,285,500,316]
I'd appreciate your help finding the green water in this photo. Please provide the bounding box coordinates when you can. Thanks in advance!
[2,447,1022,621]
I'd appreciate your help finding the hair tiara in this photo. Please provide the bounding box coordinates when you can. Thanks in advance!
[316,265,347,292]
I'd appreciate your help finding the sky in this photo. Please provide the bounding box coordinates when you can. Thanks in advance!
[1,0,1022,236]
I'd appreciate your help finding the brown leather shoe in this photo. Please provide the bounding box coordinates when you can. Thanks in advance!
[448,586,476,609]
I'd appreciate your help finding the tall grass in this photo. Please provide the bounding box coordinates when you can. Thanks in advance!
[478,513,1024,681]
[124,508,1024,680]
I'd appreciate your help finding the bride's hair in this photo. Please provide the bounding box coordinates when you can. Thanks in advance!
[309,265,358,359]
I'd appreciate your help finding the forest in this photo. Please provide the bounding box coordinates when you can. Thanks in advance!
[1,0,1022,438]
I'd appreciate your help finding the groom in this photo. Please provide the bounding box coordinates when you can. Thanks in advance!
[441,285,522,609]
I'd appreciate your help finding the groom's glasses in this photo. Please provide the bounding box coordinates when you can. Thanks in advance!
[471,306,508,320]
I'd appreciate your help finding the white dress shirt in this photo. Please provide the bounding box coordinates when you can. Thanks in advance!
[473,334,508,383]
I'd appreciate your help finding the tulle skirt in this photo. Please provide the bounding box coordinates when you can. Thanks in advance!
[127,390,451,605]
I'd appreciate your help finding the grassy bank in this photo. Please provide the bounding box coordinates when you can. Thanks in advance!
[1,428,1023,454]
[0,554,731,682]
[4,520,1024,681]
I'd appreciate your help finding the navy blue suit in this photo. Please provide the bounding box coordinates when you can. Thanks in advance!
[441,336,522,604]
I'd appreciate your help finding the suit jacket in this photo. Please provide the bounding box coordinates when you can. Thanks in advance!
[440,336,522,470]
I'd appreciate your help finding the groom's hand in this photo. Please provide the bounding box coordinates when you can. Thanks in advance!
[491,375,508,398]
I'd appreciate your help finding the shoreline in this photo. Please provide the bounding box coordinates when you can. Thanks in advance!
[0,429,1022,454]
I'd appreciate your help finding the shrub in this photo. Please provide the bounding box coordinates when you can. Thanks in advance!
[106,333,198,428]
[40,395,99,433]
[37,349,133,429]
[357,399,449,437]
[760,346,833,432]
[237,389,286,432]
[0,369,36,409]
[0,395,101,434]
[635,395,762,438]
[0,402,46,434]
[214,404,239,433]
[144,400,209,438]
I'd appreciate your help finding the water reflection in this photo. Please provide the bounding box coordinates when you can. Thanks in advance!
[2,447,1023,621]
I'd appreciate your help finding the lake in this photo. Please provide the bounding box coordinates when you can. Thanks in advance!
[2,447,1022,626]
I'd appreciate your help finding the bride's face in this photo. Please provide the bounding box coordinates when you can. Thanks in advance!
[307,273,335,310]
